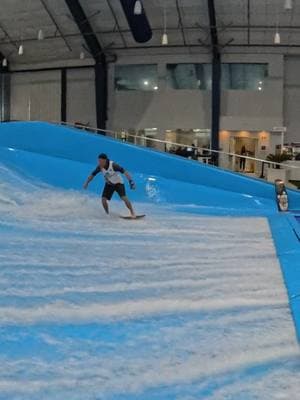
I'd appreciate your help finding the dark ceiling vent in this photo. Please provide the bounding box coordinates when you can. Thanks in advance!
[119,0,152,43]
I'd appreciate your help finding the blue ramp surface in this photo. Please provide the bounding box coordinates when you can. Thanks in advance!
[0,122,300,399]
[1,121,300,214]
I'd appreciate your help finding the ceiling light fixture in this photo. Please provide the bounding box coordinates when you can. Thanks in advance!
[2,58,7,67]
[274,1,281,45]
[18,44,24,55]
[162,33,168,45]
[134,0,142,15]
[284,0,293,10]
[274,31,281,44]
[37,29,44,40]
[161,0,168,45]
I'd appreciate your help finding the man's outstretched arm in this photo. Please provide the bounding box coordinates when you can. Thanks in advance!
[83,166,100,189]
[83,175,94,189]
[124,171,135,189]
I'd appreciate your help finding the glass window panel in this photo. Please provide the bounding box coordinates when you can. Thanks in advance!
[166,63,268,91]
[166,64,212,90]
[221,64,268,90]
[115,64,158,91]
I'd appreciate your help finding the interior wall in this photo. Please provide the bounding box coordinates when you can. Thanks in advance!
[0,73,10,122]
[108,53,284,135]
[66,68,96,127]
[10,70,61,122]
[9,67,96,127]
[7,52,290,146]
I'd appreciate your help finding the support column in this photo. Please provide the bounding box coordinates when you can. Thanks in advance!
[206,0,221,165]
[95,62,107,134]
[211,53,221,165]
[61,69,67,122]
[64,0,108,130]
[0,58,10,122]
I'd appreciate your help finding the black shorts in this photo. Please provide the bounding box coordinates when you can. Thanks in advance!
[102,183,126,200]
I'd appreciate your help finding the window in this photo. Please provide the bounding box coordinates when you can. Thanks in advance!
[166,64,211,90]
[221,64,268,90]
[115,64,158,91]
[166,63,268,91]
[192,129,211,149]
[165,129,211,151]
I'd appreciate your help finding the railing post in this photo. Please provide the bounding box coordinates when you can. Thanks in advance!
[260,161,265,179]
[61,69,67,123]
[211,54,221,166]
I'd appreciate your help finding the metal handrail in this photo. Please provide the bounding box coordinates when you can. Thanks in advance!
[53,120,300,171]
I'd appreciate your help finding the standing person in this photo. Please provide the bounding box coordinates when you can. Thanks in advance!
[191,143,198,160]
[83,153,136,218]
[239,145,247,171]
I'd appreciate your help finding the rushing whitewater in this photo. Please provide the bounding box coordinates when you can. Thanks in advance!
[0,163,299,399]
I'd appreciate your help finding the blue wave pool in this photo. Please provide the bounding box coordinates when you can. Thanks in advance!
[0,122,300,399]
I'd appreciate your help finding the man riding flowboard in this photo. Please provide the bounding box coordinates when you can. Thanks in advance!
[83,153,136,218]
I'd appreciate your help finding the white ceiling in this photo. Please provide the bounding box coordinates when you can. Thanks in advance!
[0,0,299,65]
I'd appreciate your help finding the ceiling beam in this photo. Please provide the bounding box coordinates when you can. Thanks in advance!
[0,20,18,51]
[206,0,221,165]
[106,0,127,48]
[64,0,107,130]
[2,24,300,48]
[64,0,105,63]
[40,0,72,52]
[103,43,300,50]
[247,0,250,44]
[3,35,300,51]
[207,0,219,54]
[175,0,187,46]
[222,24,300,30]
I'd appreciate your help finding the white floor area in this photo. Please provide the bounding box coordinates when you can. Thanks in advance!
[0,173,300,399]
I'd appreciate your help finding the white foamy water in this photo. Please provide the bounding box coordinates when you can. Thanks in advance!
[0,163,299,399]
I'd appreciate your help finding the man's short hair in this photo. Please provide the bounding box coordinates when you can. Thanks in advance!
[98,153,108,160]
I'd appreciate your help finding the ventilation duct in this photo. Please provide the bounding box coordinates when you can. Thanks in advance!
[119,0,152,43]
